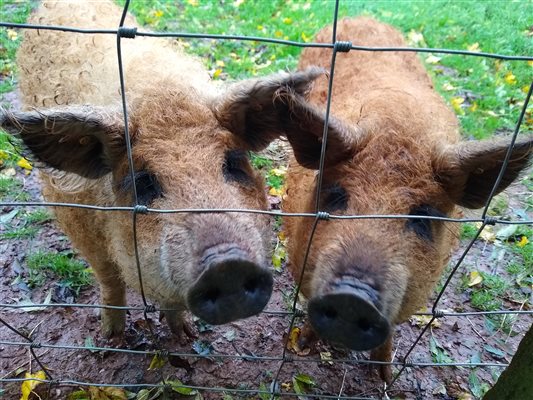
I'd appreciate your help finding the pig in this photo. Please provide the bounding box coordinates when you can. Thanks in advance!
[0,0,331,339]
[282,17,533,382]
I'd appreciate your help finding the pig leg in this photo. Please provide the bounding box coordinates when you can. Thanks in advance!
[91,260,127,338]
[370,335,393,384]
[160,303,197,342]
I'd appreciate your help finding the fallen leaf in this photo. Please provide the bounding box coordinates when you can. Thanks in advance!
[20,371,46,400]
[17,157,32,171]
[475,222,496,242]
[450,97,465,113]
[16,290,53,312]
[467,42,480,52]
[425,55,441,64]
[442,82,456,91]
[283,17,292,25]
[407,30,425,46]
[212,69,222,79]
[148,352,167,370]
[517,236,529,247]
[1,167,16,177]
[272,244,286,271]
[320,351,333,365]
[281,382,291,391]
[88,386,128,400]
[7,29,18,41]
[504,71,516,85]
[468,271,483,287]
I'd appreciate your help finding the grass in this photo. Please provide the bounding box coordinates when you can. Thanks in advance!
[25,250,93,294]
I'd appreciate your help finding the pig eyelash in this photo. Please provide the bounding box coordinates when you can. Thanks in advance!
[120,170,163,206]
[406,204,445,241]
[223,150,254,186]
[320,184,349,212]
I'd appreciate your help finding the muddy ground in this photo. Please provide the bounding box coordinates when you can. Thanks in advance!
[0,90,532,399]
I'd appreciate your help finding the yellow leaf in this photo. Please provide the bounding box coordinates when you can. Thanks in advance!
[287,327,301,352]
[186,0,198,6]
[153,10,164,18]
[410,309,441,328]
[450,97,465,112]
[272,244,286,271]
[256,25,264,31]
[442,82,456,91]
[270,166,287,177]
[17,157,32,171]
[504,71,516,85]
[468,271,483,287]
[468,102,478,112]
[475,222,496,242]
[283,17,293,25]
[0,150,9,160]
[281,382,291,391]
[88,386,128,400]
[277,231,286,242]
[20,371,46,400]
[233,0,245,6]
[517,236,529,248]
[425,55,441,64]
[215,60,225,67]
[148,353,166,370]
[467,42,480,52]
[301,32,311,42]
[407,30,424,46]
[523,85,531,94]
[320,351,333,365]
[7,29,18,41]
[274,30,283,38]
[213,69,222,79]
[528,60,533,67]
[269,186,285,197]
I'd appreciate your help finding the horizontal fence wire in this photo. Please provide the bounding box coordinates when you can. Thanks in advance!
[1,21,533,61]
[0,0,532,398]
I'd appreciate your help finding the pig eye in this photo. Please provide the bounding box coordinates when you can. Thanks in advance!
[121,170,163,206]
[406,205,444,241]
[223,150,253,186]
[320,184,348,212]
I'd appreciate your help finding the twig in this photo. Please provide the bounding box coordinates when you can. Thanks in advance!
[467,317,486,342]
[336,366,347,399]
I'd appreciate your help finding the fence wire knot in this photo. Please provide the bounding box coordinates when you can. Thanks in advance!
[144,304,156,313]
[334,41,352,52]
[484,216,498,226]
[316,211,330,220]
[30,341,42,349]
[117,26,138,39]
[134,204,148,214]
[294,309,305,318]
[433,309,445,318]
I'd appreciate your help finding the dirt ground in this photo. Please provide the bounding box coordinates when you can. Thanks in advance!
[0,90,532,400]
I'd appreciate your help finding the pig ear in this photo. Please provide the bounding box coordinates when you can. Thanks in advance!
[435,137,533,208]
[0,106,125,179]
[213,66,359,167]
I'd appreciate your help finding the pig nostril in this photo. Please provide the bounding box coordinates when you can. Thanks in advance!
[204,288,221,304]
[243,278,259,295]
[358,317,371,332]
[324,308,337,320]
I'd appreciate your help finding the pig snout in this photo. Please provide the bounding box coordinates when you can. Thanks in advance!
[308,278,390,351]
[187,244,273,325]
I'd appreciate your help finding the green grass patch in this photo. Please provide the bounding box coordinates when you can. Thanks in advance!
[0,1,35,94]
[250,153,273,170]
[24,208,53,225]
[0,225,38,240]
[25,250,93,294]
[460,223,479,240]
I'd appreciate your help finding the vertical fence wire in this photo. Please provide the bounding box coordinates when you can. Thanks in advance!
[0,0,532,398]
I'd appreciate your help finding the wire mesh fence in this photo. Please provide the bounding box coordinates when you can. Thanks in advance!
[0,0,532,399]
